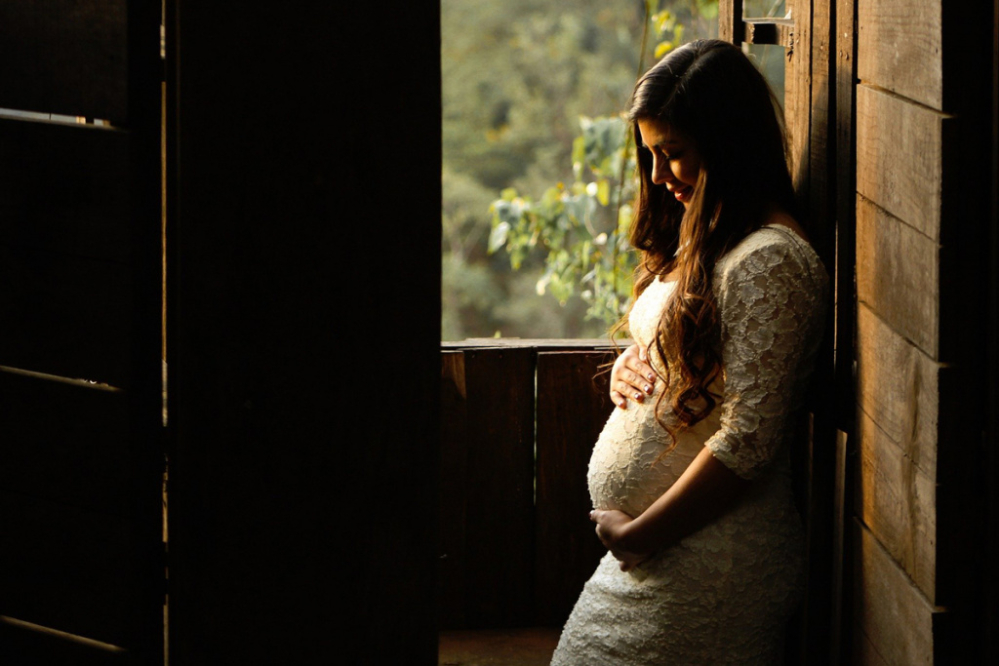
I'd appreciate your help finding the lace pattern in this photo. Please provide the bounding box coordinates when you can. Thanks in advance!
[552,226,827,665]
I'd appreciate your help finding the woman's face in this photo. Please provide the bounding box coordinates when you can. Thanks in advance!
[637,119,703,208]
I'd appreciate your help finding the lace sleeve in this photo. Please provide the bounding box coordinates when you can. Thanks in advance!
[705,235,826,479]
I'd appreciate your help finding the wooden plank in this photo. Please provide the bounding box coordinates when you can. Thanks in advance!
[834,0,857,428]
[856,85,947,242]
[0,1,128,123]
[852,520,938,666]
[0,244,131,387]
[853,627,892,666]
[0,119,131,262]
[855,409,936,602]
[534,351,616,627]
[439,628,560,666]
[856,195,940,359]
[856,0,942,111]
[0,491,138,647]
[719,0,745,44]
[442,338,621,351]
[0,369,131,517]
[855,303,938,477]
[808,0,834,265]
[439,351,469,628]
[832,430,852,666]
[0,616,129,666]
[786,0,812,197]
[462,347,536,627]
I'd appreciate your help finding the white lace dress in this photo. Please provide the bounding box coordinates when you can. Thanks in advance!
[551,226,828,665]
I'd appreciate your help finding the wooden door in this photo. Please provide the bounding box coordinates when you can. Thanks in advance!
[0,2,165,664]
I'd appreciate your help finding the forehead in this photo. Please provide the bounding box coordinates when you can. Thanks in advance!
[637,118,685,148]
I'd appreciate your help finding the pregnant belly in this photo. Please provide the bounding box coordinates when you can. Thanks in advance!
[587,402,719,516]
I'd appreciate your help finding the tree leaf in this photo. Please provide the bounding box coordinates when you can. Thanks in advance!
[596,179,610,206]
[488,221,510,253]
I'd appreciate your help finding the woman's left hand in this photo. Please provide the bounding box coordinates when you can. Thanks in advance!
[590,509,653,572]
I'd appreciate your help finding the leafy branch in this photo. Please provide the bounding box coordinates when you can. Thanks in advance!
[487,1,716,329]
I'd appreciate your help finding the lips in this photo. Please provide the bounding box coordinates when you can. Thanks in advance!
[670,185,694,202]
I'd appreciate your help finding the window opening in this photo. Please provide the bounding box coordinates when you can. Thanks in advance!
[441,1,717,341]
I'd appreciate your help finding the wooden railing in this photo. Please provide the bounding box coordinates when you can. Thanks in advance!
[439,340,622,630]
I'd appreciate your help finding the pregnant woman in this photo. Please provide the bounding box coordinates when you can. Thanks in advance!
[550,40,828,665]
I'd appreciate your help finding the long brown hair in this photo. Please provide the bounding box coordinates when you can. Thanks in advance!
[622,39,798,448]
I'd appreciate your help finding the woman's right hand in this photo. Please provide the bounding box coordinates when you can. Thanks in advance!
[610,343,658,409]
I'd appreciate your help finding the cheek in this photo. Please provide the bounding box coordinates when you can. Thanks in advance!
[678,162,700,185]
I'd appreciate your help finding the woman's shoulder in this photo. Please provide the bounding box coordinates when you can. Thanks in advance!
[715,221,828,294]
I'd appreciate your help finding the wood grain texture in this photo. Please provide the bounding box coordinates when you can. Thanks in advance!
[0,0,128,122]
[808,0,835,267]
[534,351,616,626]
[0,618,129,666]
[719,0,745,43]
[856,195,940,359]
[0,119,131,262]
[855,409,936,602]
[856,85,947,241]
[857,0,942,110]
[855,303,938,477]
[0,244,131,388]
[786,0,812,197]
[853,626,892,666]
[834,0,857,428]
[0,491,138,648]
[439,351,469,628]
[0,369,130,517]
[832,429,852,665]
[852,519,938,666]
[462,347,537,627]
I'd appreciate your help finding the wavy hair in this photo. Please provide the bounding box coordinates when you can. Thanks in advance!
[620,39,798,449]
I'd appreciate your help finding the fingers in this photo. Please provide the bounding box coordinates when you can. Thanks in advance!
[611,390,628,409]
[626,359,658,386]
[610,345,657,408]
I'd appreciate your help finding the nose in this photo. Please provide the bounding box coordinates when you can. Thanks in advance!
[651,154,673,186]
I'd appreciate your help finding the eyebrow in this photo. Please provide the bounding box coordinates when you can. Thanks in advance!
[643,138,682,150]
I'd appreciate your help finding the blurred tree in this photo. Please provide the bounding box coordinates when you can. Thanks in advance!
[441,1,718,340]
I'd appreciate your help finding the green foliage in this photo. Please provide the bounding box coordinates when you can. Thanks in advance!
[489,115,636,327]
[441,0,718,340]
[486,2,720,329]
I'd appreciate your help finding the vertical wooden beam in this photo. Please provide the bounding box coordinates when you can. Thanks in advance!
[809,0,835,267]
[125,1,166,660]
[987,1,999,660]
[719,0,744,44]
[834,0,857,429]
[785,0,812,201]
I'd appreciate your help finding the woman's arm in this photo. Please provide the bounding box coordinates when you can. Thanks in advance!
[591,448,748,570]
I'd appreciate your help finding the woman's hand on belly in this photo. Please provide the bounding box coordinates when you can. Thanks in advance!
[610,344,658,409]
[590,509,653,571]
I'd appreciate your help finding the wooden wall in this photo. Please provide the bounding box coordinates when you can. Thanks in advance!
[848,0,993,662]
[0,2,164,664]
